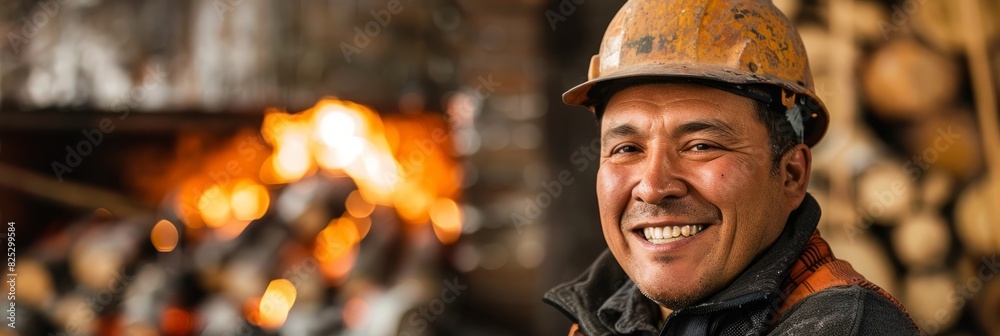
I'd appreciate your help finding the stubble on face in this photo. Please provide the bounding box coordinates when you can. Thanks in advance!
[596,83,791,311]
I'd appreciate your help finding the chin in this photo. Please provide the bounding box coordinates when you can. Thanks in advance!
[639,285,708,310]
[630,265,713,310]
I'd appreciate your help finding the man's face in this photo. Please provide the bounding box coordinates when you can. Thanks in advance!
[597,83,803,309]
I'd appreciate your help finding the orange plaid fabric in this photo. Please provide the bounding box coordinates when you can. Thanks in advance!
[566,230,914,335]
[779,230,910,317]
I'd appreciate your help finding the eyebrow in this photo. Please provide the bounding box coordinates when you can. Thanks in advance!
[673,120,741,143]
[601,124,642,148]
[600,119,743,150]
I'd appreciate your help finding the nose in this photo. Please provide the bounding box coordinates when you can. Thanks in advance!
[633,151,688,204]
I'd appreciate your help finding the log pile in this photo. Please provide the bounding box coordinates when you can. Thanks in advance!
[794,0,999,334]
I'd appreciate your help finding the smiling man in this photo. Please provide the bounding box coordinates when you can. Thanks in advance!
[543,1,918,335]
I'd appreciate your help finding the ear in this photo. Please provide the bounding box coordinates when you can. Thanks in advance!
[780,144,812,211]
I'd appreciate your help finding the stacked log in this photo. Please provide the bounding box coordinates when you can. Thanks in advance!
[800,0,998,334]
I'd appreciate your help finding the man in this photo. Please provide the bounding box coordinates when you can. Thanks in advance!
[543,0,918,335]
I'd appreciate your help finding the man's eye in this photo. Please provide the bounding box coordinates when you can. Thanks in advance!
[690,143,715,151]
[613,145,638,154]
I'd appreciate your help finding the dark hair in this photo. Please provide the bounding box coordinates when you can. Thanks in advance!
[593,80,802,175]
[752,99,802,175]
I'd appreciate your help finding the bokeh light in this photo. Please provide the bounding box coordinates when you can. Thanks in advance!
[150,219,179,252]
[257,279,297,330]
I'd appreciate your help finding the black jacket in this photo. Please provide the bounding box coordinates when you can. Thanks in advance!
[543,194,919,336]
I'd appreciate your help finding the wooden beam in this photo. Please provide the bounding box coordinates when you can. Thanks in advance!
[0,162,153,218]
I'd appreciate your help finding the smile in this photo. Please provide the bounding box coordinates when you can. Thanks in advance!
[640,224,706,244]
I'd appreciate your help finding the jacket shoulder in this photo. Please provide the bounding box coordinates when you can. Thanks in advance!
[770,285,919,336]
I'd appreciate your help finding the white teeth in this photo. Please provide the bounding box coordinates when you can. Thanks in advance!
[641,225,705,243]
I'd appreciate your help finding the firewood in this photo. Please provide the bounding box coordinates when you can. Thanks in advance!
[892,212,950,270]
[903,272,960,332]
[0,162,153,218]
[959,0,1000,238]
[856,161,915,225]
[862,39,958,120]
[956,178,999,255]
[920,169,955,210]
[798,25,830,76]
[912,0,1000,53]
[955,255,998,336]
[852,1,889,44]
[904,110,983,180]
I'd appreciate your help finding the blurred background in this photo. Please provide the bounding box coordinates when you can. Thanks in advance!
[0,0,997,335]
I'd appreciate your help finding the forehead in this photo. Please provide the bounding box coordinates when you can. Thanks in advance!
[602,83,756,121]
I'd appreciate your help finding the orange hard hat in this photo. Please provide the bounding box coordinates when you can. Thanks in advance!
[564,0,829,147]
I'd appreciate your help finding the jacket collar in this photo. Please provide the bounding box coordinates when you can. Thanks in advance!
[543,194,822,335]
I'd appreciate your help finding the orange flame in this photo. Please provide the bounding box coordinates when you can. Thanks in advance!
[161,307,194,335]
[185,178,270,239]
[429,198,463,244]
[197,185,231,229]
[344,190,375,218]
[315,216,360,283]
[257,97,464,244]
[257,279,297,329]
[230,179,270,221]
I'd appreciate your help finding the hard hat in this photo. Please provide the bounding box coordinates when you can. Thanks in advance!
[564,0,829,147]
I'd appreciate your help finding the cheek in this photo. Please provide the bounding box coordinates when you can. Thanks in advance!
[685,159,757,206]
[691,157,780,258]
[596,164,635,222]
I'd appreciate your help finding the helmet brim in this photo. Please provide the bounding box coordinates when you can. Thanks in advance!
[562,62,830,147]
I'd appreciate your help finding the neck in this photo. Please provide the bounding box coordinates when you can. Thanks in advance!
[659,306,672,327]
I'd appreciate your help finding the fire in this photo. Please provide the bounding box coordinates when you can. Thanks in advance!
[190,178,270,238]
[429,198,463,244]
[230,179,270,221]
[215,220,253,241]
[174,97,463,248]
[315,216,360,283]
[259,97,463,243]
[344,190,375,218]
[256,279,297,330]
[273,135,312,182]
[316,136,365,171]
[161,307,194,335]
[155,97,466,333]
[316,105,364,152]
[197,185,231,228]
